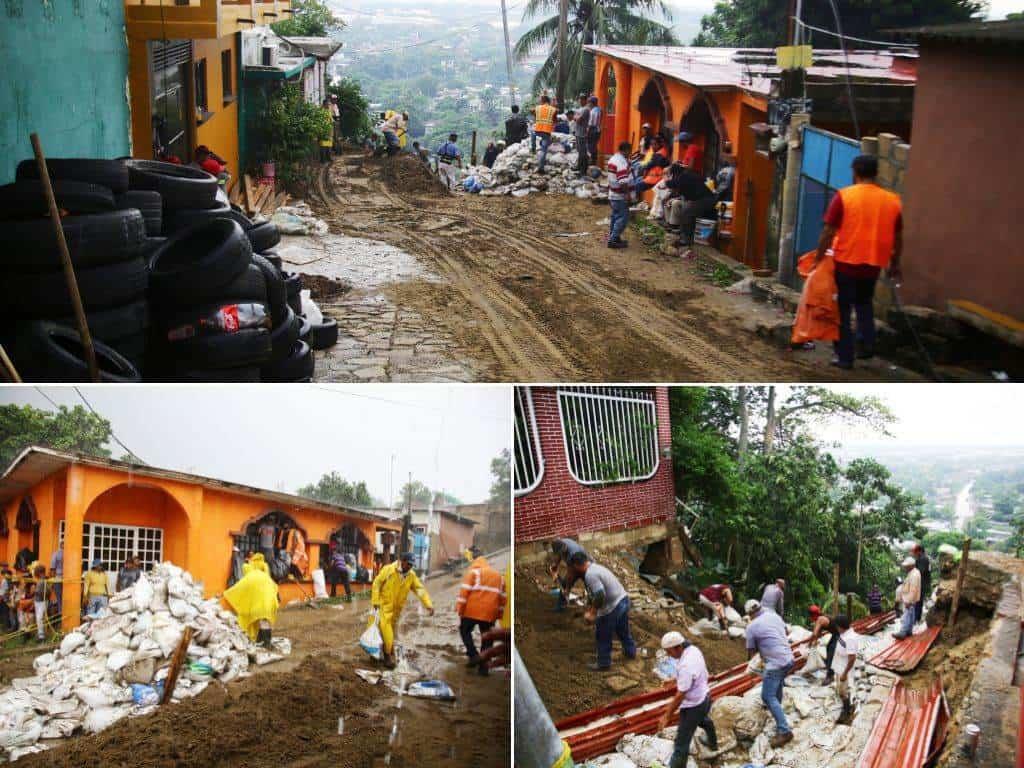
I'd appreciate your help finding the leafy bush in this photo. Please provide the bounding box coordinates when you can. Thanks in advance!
[271,0,343,37]
[328,78,373,142]
[259,83,326,188]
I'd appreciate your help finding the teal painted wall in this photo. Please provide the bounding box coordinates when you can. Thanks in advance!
[0,0,131,183]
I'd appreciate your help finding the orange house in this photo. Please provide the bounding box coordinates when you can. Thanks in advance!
[586,45,914,268]
[0,447,401,631]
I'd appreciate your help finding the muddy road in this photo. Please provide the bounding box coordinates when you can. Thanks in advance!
[15,551,509,768]
[307,155,893,383]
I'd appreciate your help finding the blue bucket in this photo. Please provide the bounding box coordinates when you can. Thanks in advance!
[694,218,717,245]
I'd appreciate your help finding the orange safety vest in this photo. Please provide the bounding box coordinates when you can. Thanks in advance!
[456,556,506,624]
[830,183,902,268]
[643,148,669,186]
[534,103,556,134]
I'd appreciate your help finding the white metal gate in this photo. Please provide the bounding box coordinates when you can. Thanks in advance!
[59,521,164,572]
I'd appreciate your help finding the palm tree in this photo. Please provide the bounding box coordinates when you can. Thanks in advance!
[514,0,679,100]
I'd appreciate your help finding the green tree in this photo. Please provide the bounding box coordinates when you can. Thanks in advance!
[0,404,112,468]
[515,0,679,100]
[259,83,326,187]
[296,471,373,507]
[328,78,373,142]
[694,0,983,47]
[271,0,344,37]
[489,449,511,505]
[398,480,434,508]
[1007,513,1024,557]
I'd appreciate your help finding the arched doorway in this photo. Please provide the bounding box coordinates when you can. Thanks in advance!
[233,509,309,583]
[596,63,616,155]
[638,77,674,148]
[318,522,373,584]
[375,529,399,572]
[15,496,40,563]
[680,93,727,177]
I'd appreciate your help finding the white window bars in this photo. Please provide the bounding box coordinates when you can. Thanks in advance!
[557,386,659,485]
[514,387,545,496]
[59,520,165,572]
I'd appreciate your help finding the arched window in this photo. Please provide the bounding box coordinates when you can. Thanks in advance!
[16,497,38,531]
[233,509,308,583]
[0,509,8,537]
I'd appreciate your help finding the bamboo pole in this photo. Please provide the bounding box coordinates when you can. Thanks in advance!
[0,343,21,383]
[30,134,99,382]
[950,537,972,626]
[161,626,194,705]
[832,562,840,615]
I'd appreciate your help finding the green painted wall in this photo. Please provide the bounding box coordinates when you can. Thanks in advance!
[0,0,131,183]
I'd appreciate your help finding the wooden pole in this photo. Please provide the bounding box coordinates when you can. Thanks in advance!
[832,563,840,616]
[555,0,569,113]
[499,0,517,106]
[0,343,21,383]
[471,130,478,166]
[30,133,99,382]
[160,626,194,705]
[845,593,853,620]
[950,537,972,626]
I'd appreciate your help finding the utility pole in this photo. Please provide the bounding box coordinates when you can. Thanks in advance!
[556,0,569,112]
[500,0,517,106]
[400,471,413,555]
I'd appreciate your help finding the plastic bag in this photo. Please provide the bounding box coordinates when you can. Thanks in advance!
[130,683,162,707]
[359,619,384,660]
[791,251,840,345]
[407,680,456,701]
[746,653,765,676]
[803,647,825,673]
[312,569,328,599]
[133,573,154,613]
[300,290,323,325]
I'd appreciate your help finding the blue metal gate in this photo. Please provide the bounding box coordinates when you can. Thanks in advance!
[794,126,860,255]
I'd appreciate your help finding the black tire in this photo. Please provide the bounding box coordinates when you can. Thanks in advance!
[109,331,147,372]
[296,314,312,342]
[58,299,149,344]
[125,159,219,210]
[161,202,233,235]
[168,366,261,383]
[0,209,146,271]
[0,258,148,317]
[16,158,129,193]
[284,272,302,316]
[0,180,116,220]
[251,253,287,327]
[247,221,281,253]
[149,219,251,306]
[222,209,254,231]
[260,339,314,382]
[158,327,271,371]
[308,317,338,350]
[3,321,140,382]
[154,262,267,311]
[114,191,162,236]
[141,237,167,264]
[268,307,300,362]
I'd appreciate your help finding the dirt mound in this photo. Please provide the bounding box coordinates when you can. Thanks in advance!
[16,654,387,768]
[380,155,448,196]
[300,272,351,300]
[515,549,748,721]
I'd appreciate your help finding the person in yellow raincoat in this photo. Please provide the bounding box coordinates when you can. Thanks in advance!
[370,552,433,667]
[223,553,278,649]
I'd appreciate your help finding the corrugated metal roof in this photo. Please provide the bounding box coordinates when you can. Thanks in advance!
[892,19,1024,44]
[858,676,949,768]
[0,447,400,527]
[583,45,916,97]
[868,624,943,672]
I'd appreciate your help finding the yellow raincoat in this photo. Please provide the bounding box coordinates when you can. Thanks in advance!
[223,555,279,640]
[370,560,433,654]
[243,552,270,576]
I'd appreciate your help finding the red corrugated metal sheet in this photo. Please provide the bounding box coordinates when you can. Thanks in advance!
[868,625,942,672]
[858,676,949,768]
[557,612,898,761]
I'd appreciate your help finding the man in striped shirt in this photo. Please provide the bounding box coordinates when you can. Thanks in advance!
[606,141,634,249]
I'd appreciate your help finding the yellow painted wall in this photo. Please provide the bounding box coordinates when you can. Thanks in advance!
[194,34,240,175]
[2,464,398,630]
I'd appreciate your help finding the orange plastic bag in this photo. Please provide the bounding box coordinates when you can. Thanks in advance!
[791,251,840,344]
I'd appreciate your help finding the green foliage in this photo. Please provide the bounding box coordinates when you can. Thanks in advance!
[399,480,434,507]
[271,0,344,37]
[694,0,983,47]
[259,83,325,188]
[631,218,666,251]
[0,404,112,469]
[328,78,373,142]
[296,472,373,508]
[515,0,679,99]
[922,530,965,560]
[490,449,511,505]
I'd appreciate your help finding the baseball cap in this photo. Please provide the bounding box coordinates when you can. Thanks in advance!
[744,599,760,615]
[400,552,415,564]
[808,604,821,617]
[661,631,686,649]
[676,131,693,143]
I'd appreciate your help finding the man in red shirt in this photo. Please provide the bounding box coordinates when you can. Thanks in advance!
[815,155,903,369]
[677,132,703,176]
[195,145,227,177]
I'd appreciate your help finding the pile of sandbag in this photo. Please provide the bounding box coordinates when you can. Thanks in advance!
[689,604,749,639]
[462,133,609,200]
[0,562,290,762]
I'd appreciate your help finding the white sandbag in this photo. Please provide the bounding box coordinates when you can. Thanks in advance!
[90,614,128,644]
[167,575,188,599]
[59,631,87,657]
[133,610,153,636]
[723,605,743,624]
[168,597,190,618]
[710,695,767,740]
[75,686,115,709]
[300,291,324,325]
[133,638,162,661]
[44,699,79,717]
[312,569,328,599]
[589,755,638,768]
[120,656,156,685]
[50,684,72,702]
[803,647,825,674]
[106,650,133,672]
[788,625,813,644]
[84,706,128,733]
[133,572,154,612]
[41,719,77,739]
[151,578,168,611]
[32,653,55,674]
[95,632,131,654]
[616,733,674,768]
[109,597,134,614]
[153,625,184,658]
[252,650,284,666]
[270,637,291,656]
[727,626,746,639]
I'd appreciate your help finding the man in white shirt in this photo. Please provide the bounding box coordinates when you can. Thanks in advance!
[893,555,921,639]
[606,140,634,249]
[657,631,718,768]
[831,614,859,723]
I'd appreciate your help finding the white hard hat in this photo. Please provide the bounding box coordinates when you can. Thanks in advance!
[744,599,761,615]
[661,631,685,649]
[902,556,916,567]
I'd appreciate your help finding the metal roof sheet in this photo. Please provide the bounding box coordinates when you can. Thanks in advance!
[583,45,916,97]
[858,676,949,768]
[868,624,943,672]
[0,447,400,527]
[892,19,1024,44]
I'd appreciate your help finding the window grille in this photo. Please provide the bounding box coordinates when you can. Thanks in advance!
[59,521,164,572]
[514,387,545,496]
[557,386,659,485]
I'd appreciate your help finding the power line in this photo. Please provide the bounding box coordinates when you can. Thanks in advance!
[311,386,510,423]
[794,19,918,49]
[72,388,146,463]
[33,387,60,410]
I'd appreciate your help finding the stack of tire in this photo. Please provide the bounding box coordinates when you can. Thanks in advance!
[0,158,160,382]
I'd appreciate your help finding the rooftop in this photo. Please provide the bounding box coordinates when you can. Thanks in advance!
[585,45,916,97]
[892,18,1024,45]
[0,447,399,526]
[277,36,344,60]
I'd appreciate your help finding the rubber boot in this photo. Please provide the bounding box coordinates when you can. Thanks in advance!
[837,698,855,725]
[256,628,272,650]
[383,652,396,669]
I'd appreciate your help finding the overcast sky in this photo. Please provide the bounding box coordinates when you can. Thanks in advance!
[1,386,510,505]
[778,384,1024,448]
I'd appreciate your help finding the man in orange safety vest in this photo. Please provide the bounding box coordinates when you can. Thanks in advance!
[456,555,507,676]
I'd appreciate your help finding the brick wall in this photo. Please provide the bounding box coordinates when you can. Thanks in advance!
[514,387,675,543]
[858,132,911,196]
